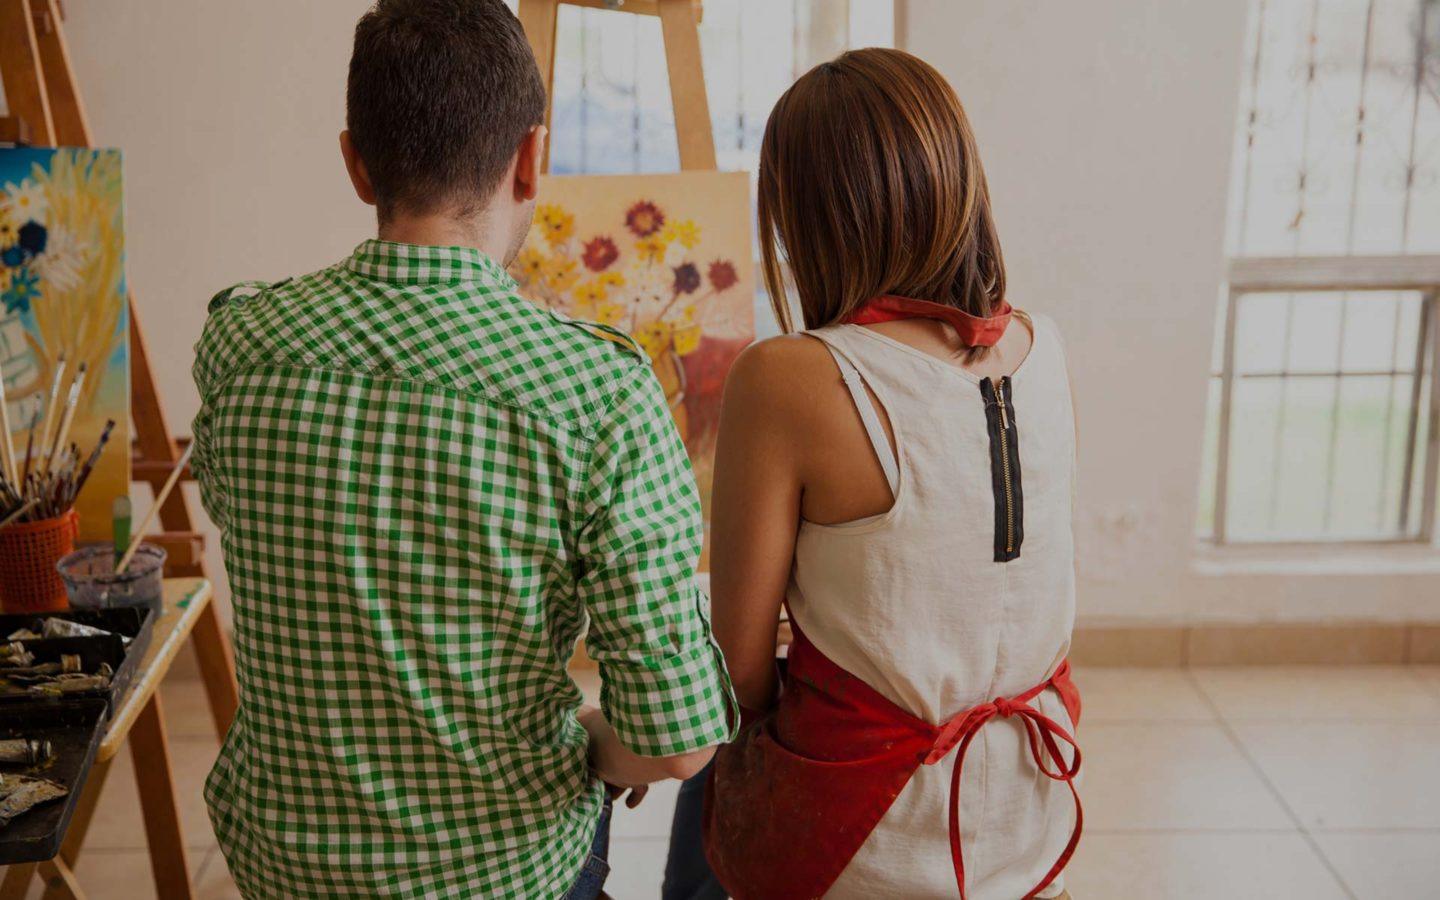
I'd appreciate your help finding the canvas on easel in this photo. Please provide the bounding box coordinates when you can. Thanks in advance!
[0,145,130,542]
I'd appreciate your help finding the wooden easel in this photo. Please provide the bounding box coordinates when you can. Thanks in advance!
[518,0,716,172]
[0,2,238,894]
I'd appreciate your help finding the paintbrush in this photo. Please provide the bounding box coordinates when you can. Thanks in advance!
[116,441,193,573]
[0,370,16,485]
[34,357,66,469]
[20,410,39,486]
[42,363,86,477]
[70,419,115,504]
[0,499,38,530]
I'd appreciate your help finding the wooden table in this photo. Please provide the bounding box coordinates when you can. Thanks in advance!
[0,578,216,900]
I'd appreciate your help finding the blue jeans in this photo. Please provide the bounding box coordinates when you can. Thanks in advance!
[563,796,612,900]
[662,761,727,900]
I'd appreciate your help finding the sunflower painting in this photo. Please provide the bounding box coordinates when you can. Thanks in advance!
[509,172,754,563]
[0,148,129,541]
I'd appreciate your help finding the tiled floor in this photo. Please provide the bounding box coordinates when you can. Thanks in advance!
[5,666,1439,899]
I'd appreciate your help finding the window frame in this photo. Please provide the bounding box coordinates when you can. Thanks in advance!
[1210,255,1440,546]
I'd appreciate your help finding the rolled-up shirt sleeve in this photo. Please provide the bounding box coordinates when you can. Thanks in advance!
[575,365,738,757]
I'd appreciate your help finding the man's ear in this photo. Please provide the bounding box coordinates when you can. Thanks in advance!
[514,125,548,202]
[339,130,378,206]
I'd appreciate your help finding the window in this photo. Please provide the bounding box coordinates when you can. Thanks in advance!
[507,0,894,336]
[1201,0,1440,544]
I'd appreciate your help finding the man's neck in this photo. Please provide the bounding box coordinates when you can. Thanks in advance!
[378,211,509,262]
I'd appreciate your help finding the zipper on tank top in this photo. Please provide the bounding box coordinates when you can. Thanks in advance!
[980,376,1023,562]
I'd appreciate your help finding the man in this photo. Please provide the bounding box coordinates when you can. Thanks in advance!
[191,2,735,896]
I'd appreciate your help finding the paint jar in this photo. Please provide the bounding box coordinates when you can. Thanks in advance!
[56,544,167,613]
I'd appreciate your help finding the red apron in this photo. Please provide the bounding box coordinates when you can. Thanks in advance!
[703,616,1082,900]
[703,295,1079,898]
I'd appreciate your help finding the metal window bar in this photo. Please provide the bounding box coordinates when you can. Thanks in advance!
[1212,255,1440,545]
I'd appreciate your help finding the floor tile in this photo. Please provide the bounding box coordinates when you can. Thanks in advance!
[1073,668,1215,722]
[609,779,682,840]
[71,848,160,900]
[1313,831,1440,899]
[1193,666,1440,721]
[1412,666,1440,699]
[195,847,243,900]
[606,836,669,899]
[1235,720,1440,830]
[85,738,220,852]
[1080,723,1293,830]
[1064,832,1349,899]
[160,676,226,739]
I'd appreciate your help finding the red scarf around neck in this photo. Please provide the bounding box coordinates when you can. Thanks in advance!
[842,295,1012,347]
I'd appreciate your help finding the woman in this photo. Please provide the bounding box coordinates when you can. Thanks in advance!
[704,48,1082,899]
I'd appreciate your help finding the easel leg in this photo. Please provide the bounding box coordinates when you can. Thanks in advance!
[190,603,238,739]
[35,757,112,900]
[517,0,560,171]
[0,0,56,144]
[0,863,37,900]
[129,299,239,740]
[130,695,195,900]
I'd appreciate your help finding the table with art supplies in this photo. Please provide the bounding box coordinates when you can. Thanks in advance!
[0,377,209,897]
[0,579,215,900]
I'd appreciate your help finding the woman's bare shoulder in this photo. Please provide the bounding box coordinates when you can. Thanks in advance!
[724,334,839,412]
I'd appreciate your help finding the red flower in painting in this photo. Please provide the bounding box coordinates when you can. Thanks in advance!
[581,236,619,271]
[625,200,665,237]
[708,259,739,292]
[673,262,701,295]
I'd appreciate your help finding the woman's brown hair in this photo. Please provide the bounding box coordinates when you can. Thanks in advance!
[758,48,1006,340]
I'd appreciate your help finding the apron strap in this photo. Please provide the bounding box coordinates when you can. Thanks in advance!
[823,343,900,496]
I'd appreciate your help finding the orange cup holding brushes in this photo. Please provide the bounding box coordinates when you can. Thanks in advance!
[0,509,80,613]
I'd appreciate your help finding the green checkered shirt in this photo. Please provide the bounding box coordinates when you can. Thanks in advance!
[191,240,736,899]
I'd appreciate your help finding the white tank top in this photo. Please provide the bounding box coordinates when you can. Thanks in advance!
[792,315,1078,900]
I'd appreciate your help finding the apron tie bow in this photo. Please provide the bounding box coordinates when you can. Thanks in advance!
[936,679,1084,899]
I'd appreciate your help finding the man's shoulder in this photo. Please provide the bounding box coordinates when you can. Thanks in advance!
[195,264,656,435]
[489,300,658,435]
[193,265,343,389]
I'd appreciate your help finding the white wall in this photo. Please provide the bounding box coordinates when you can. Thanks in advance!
[59,0,377,607]
[41,0,1439,624]
[903,0,1440,624]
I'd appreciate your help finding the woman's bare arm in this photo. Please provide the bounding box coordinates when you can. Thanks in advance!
[709,339,811,712]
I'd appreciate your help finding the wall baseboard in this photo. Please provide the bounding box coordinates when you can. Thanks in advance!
[1071,623,1440,666]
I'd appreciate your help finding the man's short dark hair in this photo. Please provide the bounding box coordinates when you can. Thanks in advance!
[347,0,547,220]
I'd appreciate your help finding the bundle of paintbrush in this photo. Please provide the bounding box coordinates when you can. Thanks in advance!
[0,360,115,529]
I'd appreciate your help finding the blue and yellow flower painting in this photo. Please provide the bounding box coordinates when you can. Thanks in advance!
[0,147,129,540]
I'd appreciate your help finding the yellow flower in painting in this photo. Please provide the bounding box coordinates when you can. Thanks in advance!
[597,271,626,289]
[0,204,17,246]
[545,256,579,292]
[672,322,703,357]
[662,219,700,249]
[572,279,608,307]
[515,246,548,284]
[596,303,626,327]
[679,304,697,323]
[536,203,575,247]
[635,321,673,358]
[635,235,667,263]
